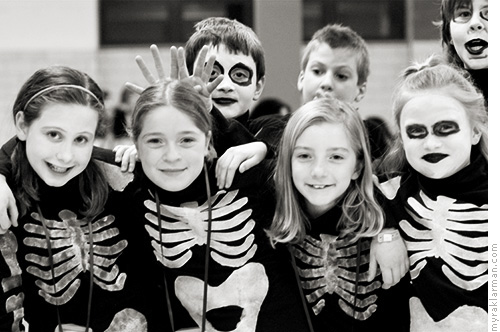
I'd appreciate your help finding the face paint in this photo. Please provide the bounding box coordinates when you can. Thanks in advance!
[210,61,253,86]
[400,94,479,179]
[405,121,460,139]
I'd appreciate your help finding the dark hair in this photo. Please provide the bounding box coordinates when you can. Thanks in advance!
[249,97,291,120]
[185,17,266,81]
[438,0,470,68]
[12,65,108,218]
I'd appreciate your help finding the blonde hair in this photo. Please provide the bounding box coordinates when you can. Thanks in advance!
[268,98,384,245]
[378,55,488,175]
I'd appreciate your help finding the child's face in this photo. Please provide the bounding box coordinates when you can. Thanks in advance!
[450,0,488,70]
[16,103,98,187]
[137,106,210,192]
[400,93,480,179]
[206,44,265,119]
[298,44,366,104]
[292,122,360,218]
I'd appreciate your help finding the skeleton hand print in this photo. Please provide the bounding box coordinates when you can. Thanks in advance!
[144,189,257,268]
[294,234,381,320]
[24,210,128,305]
[401,191,488,291]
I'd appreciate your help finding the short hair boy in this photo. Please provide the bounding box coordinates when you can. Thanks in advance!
[185,17,266,123]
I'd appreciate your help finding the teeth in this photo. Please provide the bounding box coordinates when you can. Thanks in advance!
[311,185,326,189]
[48,163,69,173]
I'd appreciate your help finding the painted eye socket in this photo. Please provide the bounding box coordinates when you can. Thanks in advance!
[209,63,223,82]
[229,67,251,84]
[433,121,460,137]
[453,6,488,23]
[406,124,428,139]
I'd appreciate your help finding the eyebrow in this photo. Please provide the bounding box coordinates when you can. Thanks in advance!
[42,126,94,136]
[294,146,349,152]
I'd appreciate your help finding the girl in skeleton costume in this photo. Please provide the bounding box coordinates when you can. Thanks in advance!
[438,0,488,103]
[376,56,488,331]
[121,78,309,332]
[267,98,410,332]
[0,66,162,331]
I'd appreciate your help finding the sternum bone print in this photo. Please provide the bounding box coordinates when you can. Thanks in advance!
[144,189,257,269]
[294,234,380,320]
[401,191,488,291]
[23,210,128,305]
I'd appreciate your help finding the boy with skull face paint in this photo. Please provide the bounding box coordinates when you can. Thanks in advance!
[376,55,488,332]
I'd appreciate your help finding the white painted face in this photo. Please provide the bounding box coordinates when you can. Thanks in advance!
[205,44,265,119]
[298,44,366,104]
[16,103,98,187]
[292,122,360,218]
[400,93,481,179]
[450,0,488,69]
[137,105,210,192]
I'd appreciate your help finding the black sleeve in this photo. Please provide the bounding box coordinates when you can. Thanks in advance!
[0,137,18,178]
[0,231,24,330]
[210,106,257,156]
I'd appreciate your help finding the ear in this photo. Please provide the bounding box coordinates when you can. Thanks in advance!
[253,76,266,101]
[353,82,367,103]
[205,130,213,155]
[15,112,28,141]
[471,127,482,145]
[351,162,362,181]
[297,71,305,93]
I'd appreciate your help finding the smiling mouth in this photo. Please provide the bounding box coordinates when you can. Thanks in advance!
[213,97,237,105]
[308,184,331,189]
[160,168,186,174]
[422,153,448,163]
[465,39,488,56]
[47,162,72,174]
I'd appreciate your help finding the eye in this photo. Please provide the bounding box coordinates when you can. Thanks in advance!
[453,7,472,23]
[335,72,349,81]
[329,154,345,161]
[145,137,163,147]
[46,131,62,141]
[294,152,312,161]
[74,136,89,145]
[433,121,460,137]
[405,124,428,139]
[230,68,251,84]
[209,63,223,82]
[179,136,196,145]
[480,7,488,20]
[311,67,323,76]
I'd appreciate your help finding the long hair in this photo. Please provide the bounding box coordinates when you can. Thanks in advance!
[377,55,488,176]
[268,98,384,245]
[185,17,266,82]
[131,79,216,161]
[12,65,108,218]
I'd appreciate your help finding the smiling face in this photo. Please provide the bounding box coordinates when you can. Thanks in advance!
[400,93,481,179]
[292,122,359,218]
[298,44,366,104]
[16,103,98,187]
[450,0,488,69]
[137,105,210,192]
[206,44,265,119]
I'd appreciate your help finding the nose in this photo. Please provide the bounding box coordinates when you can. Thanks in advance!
[311,159,328,178]
[319,73,334,93]
[56,142,74,164]
[469,12,485,31]
[423,134,442,150]
[216,74,235,92]
[161,144,181,162]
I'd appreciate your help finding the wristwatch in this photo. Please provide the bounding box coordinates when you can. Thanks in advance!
[377,229,400,243]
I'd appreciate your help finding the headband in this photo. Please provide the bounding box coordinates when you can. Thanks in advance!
[24,84,102,111]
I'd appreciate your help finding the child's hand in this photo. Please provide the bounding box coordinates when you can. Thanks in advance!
[125,44,170,94]
[368,229,409,289]
[0,175,18,234]
[216,142,267,189]
[113,145,139,173]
